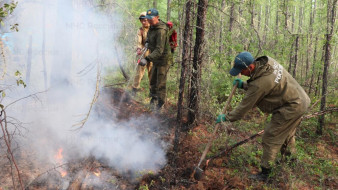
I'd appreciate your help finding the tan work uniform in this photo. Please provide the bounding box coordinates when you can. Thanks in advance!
[132,26,153,89]
[145,20,171,104]
[226,56,310,168]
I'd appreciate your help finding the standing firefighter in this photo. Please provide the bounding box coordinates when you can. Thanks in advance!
[139,8,171,110]
[132,12,152,94]
[216,51,310,181]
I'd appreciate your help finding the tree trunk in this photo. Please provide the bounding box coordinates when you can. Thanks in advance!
[298,6,303,34]
[188,0,208,126]
[258,5,262,29]
[167,0,171,21]
[229,1,235,32]
[318,0,337,135]
[308,36,319,94]
[288,36,295,73]
[186,8,195,102]
[291,6,295,32]
[238,0,244,16]
[226,1,235,61]
[250,1,255,27]
[306,0,316,81]
[177,0,192,124]
[315,70,321,97]
[186,2,197,102]
[292,35,299,78]
[263,4,269,44]
[178,4,184,61]
[153,0,157,8]
[218,0,226,53]
[315,43,325,98]
[274,0,279,50]
[283,0,288,30]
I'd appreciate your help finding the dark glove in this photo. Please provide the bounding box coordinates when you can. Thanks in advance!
[216,114,226,124]
[139,58,148,66]
[144,42,149,48]
[233,78,243,89]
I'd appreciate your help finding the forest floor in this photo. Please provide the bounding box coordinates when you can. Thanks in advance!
[0,87,336,190]
[116,87,337,190]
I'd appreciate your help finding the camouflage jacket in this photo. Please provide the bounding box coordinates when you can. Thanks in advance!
[227,56,310,121]
[145,20,171,65]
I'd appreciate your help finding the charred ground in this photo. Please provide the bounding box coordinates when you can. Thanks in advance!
[0,87,336,190]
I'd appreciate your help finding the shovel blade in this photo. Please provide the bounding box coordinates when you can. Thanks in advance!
[193,167,204,180]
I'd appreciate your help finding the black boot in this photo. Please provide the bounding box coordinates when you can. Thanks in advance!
[249,167,271,181]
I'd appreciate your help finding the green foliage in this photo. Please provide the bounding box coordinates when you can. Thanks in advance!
[138,184,149,190]
[0,2,17,19]
[159,176,166,183]
[1,90,6,98]
[0,71,26,110]
[0,2,18,31]
[14,70,26,88]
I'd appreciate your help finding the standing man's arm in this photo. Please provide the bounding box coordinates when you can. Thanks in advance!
[136,28,143,55]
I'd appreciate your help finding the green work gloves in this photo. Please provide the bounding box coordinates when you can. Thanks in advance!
[216,114,227,124]
[233,78,243,89]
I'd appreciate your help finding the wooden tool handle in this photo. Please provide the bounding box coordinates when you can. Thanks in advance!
[222,84,238,114]
[196,83,238,167]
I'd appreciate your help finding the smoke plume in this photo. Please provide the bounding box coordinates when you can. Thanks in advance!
[0,0,167,182]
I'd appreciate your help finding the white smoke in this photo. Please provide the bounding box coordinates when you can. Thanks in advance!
[0,0,167,182]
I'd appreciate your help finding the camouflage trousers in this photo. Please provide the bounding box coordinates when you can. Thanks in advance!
[149,63,169,103]
[261,112,303,168]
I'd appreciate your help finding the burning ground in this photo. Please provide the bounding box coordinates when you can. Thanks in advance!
[0,88,337,190]
[0,0,337,189]
[0,87,172,189]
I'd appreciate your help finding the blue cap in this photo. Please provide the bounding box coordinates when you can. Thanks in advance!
[230,51,254,76]
[145,8,159,19]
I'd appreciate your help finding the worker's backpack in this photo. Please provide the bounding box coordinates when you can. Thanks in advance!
[167,21,178,53]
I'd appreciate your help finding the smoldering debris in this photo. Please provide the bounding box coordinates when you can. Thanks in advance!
[0,0,169,188]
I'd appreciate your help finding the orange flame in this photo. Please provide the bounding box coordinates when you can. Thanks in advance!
[55,148,63,160]
[61,171,67,177]
[93,170,101,177]
[55,148,67,177]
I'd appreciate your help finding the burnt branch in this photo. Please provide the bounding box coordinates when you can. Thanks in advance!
[0,38,7,80]
[72,62,101,130]
[0,109,24,190]
[4,90,47,110]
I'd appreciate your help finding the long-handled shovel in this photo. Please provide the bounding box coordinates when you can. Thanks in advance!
[191,83,238,180]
